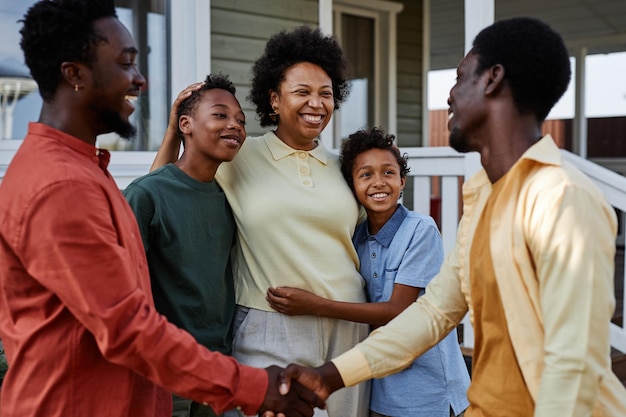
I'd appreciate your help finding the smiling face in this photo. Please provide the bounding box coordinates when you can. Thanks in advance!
[352,148,406,226]
[87,17,145,139]
[270,61,334,150]
[180,88,246,166]
[447,51,488,153]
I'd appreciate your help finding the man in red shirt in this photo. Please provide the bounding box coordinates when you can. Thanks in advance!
[0,1,322,417]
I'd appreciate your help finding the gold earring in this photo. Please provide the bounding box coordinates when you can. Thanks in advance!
[74,85,81,92]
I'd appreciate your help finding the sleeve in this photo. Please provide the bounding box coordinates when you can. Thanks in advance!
[394,216,444,289]
[529,183,617,417]
[19,180,267,414]
[122,181,155,251]
[333,224,469,386]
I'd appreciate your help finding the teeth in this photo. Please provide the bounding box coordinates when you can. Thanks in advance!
[125,95,138,102]
[303,114,322,122]
[448,112,454,120]
[371,193,388,198]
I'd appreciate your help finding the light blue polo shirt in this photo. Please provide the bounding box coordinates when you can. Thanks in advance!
[353,204,470,417]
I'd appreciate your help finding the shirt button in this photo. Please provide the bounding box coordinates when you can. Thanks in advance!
[373,272,378,278]
[298,152,307,159]
[371,252,376,258]
[300,167,308,173]
[303,179,311,185]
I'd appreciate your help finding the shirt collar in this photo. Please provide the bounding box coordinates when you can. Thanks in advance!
[28,122,111,170]
[263,131,328,164]
[361,204,408,247]
[518,134,561,166]
[464,134,560,192]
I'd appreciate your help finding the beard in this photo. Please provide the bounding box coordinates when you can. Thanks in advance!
[449,127,472,153]
[100,108,137,140]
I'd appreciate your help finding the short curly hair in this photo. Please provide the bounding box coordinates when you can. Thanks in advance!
[19,0,118,102]
[472,17,571,122]
[340,127,410,192]
[176,73,238,141]
[248,25,350,127]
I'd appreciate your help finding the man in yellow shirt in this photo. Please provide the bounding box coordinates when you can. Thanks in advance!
[275,17,626,417]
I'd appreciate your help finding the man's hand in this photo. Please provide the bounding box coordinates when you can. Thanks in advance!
[257,365,325,417]
[276,363,345,403]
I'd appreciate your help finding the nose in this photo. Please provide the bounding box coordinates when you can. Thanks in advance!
[373,174,386,187]
[308,95,323,108]
[134,67,146,89]
[227,117,244,132]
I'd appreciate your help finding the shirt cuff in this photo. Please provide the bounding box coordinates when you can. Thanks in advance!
[331,347,372,387]
[232,365,268,415]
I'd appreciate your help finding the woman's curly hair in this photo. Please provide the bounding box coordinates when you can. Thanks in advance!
[19,0,118,102]
[248,25,350,127]
[340,127,410,192]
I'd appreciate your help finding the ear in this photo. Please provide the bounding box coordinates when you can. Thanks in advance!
[179,115,192,135]
[400,176,406,190]
[269,90,279,108]
[484,64,505,96]
[60,62,84,90]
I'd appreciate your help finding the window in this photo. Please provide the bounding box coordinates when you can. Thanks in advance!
[0,0,169,151]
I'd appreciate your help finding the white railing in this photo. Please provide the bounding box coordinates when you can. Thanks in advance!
[1,142,625,354]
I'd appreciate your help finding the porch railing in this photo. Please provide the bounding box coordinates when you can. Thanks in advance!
[1,142,625,354]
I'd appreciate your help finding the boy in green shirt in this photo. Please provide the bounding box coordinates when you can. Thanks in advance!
[124,74,246,417]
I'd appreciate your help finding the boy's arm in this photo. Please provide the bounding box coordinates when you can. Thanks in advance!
[266,283,420,327]
[150,82,204,172]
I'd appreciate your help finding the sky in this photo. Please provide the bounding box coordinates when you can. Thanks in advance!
[428,51,626,120]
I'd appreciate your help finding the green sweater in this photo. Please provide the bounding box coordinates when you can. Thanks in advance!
[124,164,235,354]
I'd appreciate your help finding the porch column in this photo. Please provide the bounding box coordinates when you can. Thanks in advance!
[169,0,211,99]
[459,0,494,352]
[463,0,494,54]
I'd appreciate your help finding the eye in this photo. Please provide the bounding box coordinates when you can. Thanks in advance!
[321,91,333,98]
[384,169,396,175]
[212,113,227,119]
[237,118,246,126]
[359,172,371,179]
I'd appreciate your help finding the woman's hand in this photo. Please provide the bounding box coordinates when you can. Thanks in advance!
[150,81,204,171]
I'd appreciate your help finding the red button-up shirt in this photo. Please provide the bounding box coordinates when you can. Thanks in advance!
[0,123,266,417]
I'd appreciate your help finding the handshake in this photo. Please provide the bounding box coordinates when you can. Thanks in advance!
[257,362,344,417]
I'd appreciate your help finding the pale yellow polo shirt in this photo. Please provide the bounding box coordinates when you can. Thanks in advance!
[216,131,366,311]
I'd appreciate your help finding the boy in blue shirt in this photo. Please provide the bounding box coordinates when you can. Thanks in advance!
[267,127,470,417]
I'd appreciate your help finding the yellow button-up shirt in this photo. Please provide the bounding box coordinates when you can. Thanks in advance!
[333,135,626,416]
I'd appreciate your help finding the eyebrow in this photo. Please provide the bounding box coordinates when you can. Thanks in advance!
[123,47,139,54]
[356,162,397,171]
[211,103,245,116]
